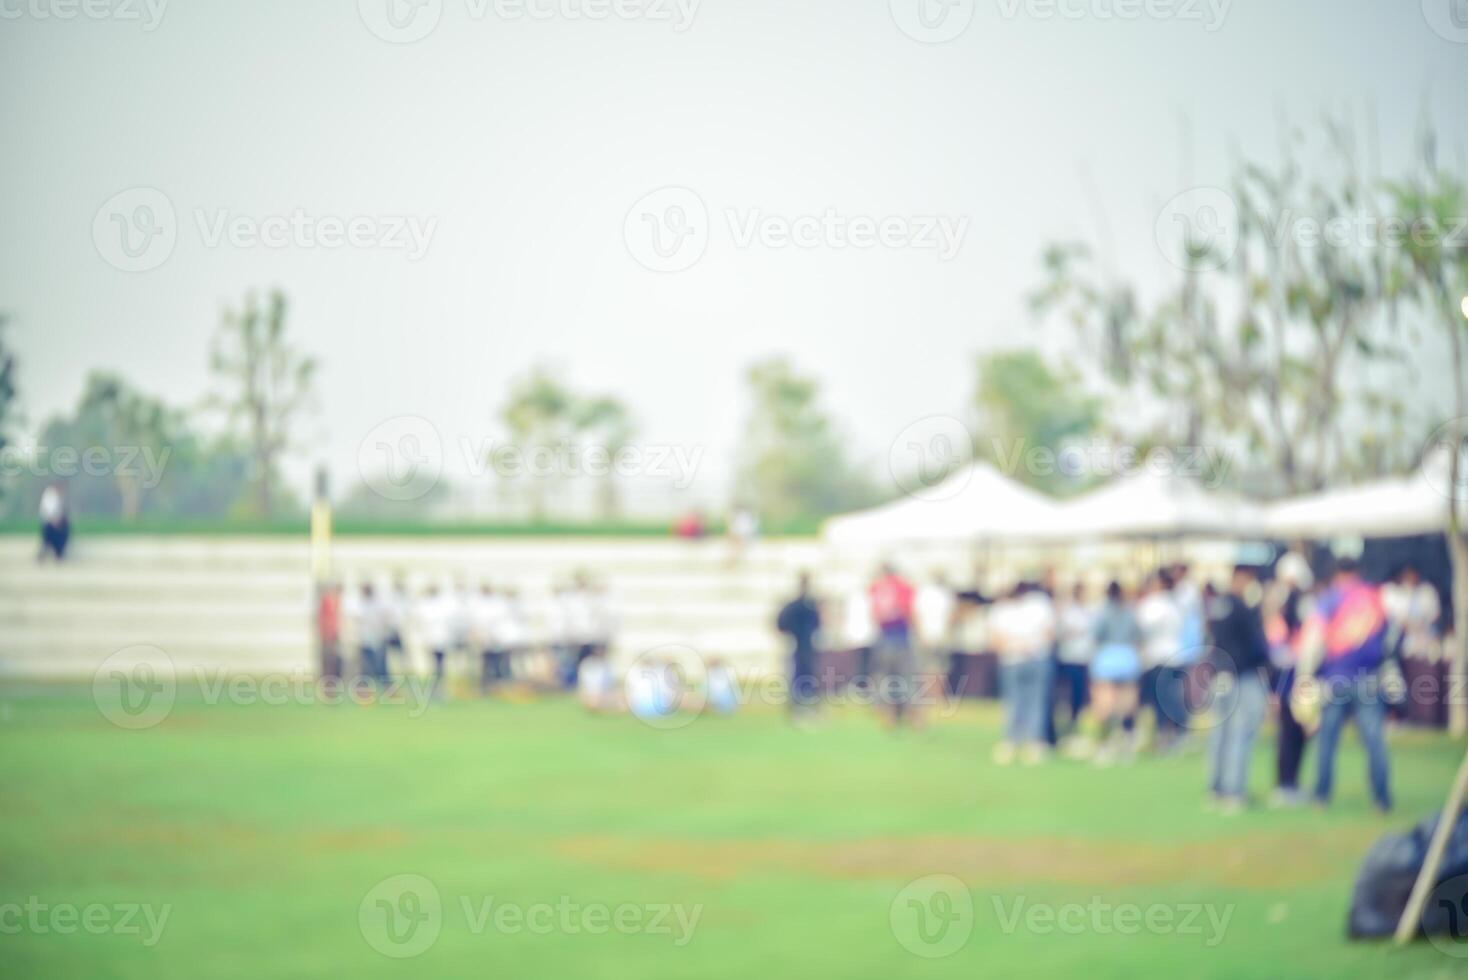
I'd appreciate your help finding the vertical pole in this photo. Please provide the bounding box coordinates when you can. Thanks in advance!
[1394,742,1468,944]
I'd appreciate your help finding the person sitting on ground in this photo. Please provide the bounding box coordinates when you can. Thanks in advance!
[705,658,739,715]
[578,646,617,713]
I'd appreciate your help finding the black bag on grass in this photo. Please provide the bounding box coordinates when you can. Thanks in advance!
[1348,810,1468,939]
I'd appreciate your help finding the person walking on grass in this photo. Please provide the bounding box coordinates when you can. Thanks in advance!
[1302,558,1393,814]
[989,581,1056,765]
[1084,581,1142,764]
[1204,565,1271,814]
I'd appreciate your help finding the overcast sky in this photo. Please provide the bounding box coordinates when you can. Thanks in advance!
[3,0,1466,506]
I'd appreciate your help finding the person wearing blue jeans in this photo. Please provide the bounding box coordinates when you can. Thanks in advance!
[990,582,1057,764]
[1312,675,1392,811]
[1305,558,1392,813]
[1204,565,1272,811]
[1000,656,1051,748]
[1207,666,1268,804]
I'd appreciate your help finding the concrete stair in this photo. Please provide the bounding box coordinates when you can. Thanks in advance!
[0,534,859,678]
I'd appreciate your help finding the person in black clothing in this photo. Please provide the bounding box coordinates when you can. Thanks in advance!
[777,573,822,719]
[1273,571,1313,806]
[1205,565,1272,812]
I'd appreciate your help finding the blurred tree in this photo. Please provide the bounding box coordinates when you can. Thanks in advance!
[1,373,271,521]
[1033,117,1417,494]
[0,314,15,477]
[1386,127,1468,731]
[75,373,173,519]
[735,356,881,527]
[498,367,582,521]
[207,290,317,517]
[497,367,636,521]
[972,350,1099,495]
[574,395,634,519]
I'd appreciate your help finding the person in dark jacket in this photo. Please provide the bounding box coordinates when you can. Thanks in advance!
[777,573,822,719]
[1205,565,1271,812]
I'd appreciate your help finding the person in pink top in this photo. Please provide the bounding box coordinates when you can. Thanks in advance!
[868,564,918,727]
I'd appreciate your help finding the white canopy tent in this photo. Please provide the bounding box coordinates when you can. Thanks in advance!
[1049,469,1268,540]
[1263,463,1456,540]
[820,462,1064,546]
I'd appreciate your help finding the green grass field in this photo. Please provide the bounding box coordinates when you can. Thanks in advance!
[2,683,1465,978]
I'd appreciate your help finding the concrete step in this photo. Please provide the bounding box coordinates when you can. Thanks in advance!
[0,535,833,678]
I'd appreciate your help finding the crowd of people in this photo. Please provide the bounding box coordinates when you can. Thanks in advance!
[777,553,1446,814]
[318,572,619,697]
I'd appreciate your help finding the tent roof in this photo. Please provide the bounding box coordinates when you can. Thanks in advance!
[821,462,1062,545]
[1263,465,1453,540]
[1050,470,1266,540]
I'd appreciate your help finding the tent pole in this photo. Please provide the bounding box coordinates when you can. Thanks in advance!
[1393,740,1468,944]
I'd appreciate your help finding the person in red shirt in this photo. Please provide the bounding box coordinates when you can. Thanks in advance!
[868,564,918,727]
[317,583,342,679]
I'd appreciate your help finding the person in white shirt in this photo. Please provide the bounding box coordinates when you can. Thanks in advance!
[843,587,877,691]
[547,582,577,689]
[588,581,618,659]
[37,482,70,562]
[413,583,457,695]
[469,584,510,692]
[988,582,1057,764]
[497,588,531,680]
[727,506,759,566]
[564,574,599,683]
[350,582,391,682]
[1055,582,1098,735]
[915,571,957,673]
[383,578,409,677]
[1135,570,1187,750]
[1385,564,1441,662]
